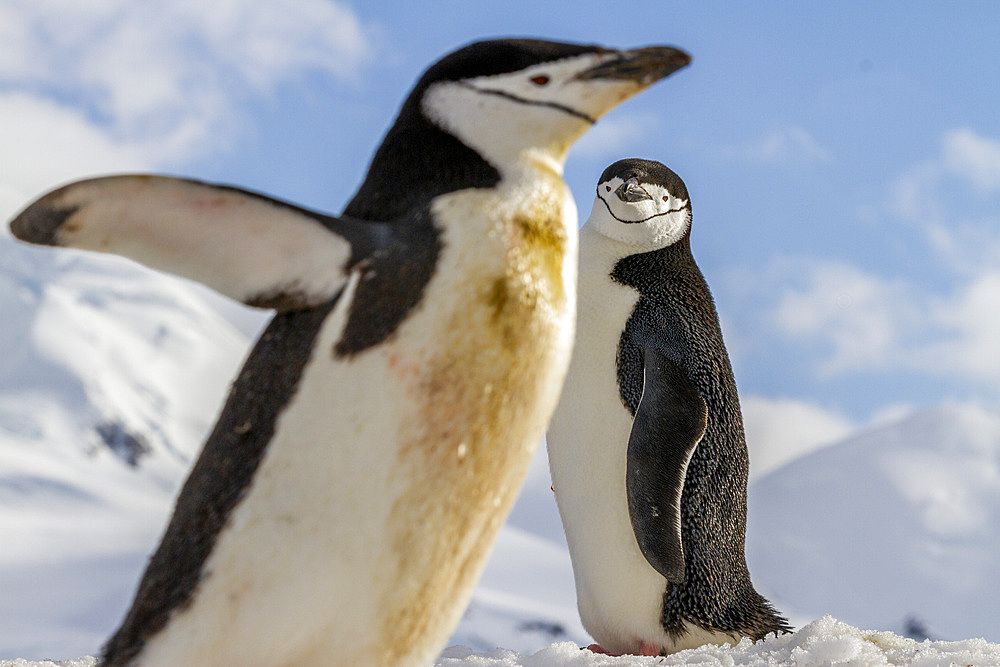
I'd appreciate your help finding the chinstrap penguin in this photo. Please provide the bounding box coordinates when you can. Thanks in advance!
[547,158,791,656]
[10,43,690,666]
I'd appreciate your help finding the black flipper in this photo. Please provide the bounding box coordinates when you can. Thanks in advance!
[626,344,707,583]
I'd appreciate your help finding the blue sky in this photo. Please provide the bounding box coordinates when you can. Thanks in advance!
[3,1,1000,467]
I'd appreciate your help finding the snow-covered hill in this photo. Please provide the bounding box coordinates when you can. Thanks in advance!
[0,238,263,658]
[747,402,1000,643]
[2,236,999,662]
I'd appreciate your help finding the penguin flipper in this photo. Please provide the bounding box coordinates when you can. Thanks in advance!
[8,174,357,311]
[626,345,707,583]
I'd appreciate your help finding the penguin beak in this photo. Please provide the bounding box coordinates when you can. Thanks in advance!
[575,46,691,85]
[616,178,653,203]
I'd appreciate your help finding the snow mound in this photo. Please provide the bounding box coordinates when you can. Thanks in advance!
[437,616,1000,666]
[748,403,1000,641]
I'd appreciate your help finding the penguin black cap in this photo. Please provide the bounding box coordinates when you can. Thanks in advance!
[599,158,691,205]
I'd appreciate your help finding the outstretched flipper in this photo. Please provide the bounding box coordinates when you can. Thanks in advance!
[9,175,356,311]
[626,345,707,583]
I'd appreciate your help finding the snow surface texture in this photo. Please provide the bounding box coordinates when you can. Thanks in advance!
[5,617,1000,667]
[438,617,1000,666]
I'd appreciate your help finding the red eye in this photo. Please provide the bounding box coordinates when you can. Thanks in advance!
[530,75,550,86]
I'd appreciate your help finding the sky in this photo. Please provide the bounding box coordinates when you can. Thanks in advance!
[2,0,1000,470]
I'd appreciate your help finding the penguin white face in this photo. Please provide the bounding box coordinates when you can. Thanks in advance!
[586,158,692,249]
[419,43,690,172]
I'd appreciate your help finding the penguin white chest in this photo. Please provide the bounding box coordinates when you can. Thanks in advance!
[547,224,674,654]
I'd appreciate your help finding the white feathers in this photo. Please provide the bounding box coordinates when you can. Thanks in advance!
[547,224,672,654]
[586,176,691,249]
[422,53,659,176]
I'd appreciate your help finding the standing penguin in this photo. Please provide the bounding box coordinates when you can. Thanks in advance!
[9,44,690,666]
[547,158,790,656]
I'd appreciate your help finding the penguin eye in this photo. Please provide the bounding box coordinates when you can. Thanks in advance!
[662,196,668,202]
[605,185,611,192]
[530,75,550,86]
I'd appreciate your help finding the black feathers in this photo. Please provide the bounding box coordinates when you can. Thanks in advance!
[626,347,707,584]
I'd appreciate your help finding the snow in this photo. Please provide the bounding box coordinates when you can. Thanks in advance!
[0,239,267,658]
[3,239,1000,664]
[438,617,1000,666]
[5,617,1000,667]
[747,403,1000,641]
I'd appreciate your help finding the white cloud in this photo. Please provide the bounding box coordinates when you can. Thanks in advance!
[0,92,149,213]
[0,0,372,182]
[889,161,944,222]
[919,272,1000,383]
[754,127,1000,394]
[764,257,1000,396]
[890,128,1000,273]
[742,395,855,480]
[569,113,659,160]
[942,128,1000,193]
[756,126,831,163]
[715,126,831,165]
[772,260,915,375]
[923,218,1000,278]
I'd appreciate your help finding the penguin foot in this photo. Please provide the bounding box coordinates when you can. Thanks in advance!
[639,642,662,657]
[584,642,661,657]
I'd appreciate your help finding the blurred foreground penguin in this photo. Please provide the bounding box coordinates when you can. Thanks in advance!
[547,158,790,656]
[10,43,690,666]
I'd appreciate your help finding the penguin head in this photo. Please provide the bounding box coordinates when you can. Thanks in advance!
[415,40,690,171]
[586,158,692,249]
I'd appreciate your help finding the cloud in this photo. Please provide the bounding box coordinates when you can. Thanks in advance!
[762,257,1000,396]
[742,395,855,480]
[569,113,660,160]
[918,272,1000,383]
[771,260,916,375]
[941,128,1000,193]
[0,0,373,200]
[747,127,1000,394]
[890,161,944,222]
[714,126,831,165]
[890,128,1000,273]
[0,92,149,205]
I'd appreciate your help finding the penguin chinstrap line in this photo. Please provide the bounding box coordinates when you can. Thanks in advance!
[547,158,791,657]
[8,41,690,666]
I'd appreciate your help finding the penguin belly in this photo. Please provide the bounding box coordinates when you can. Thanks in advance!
[138,184,577,667]
[548,225,674,655]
